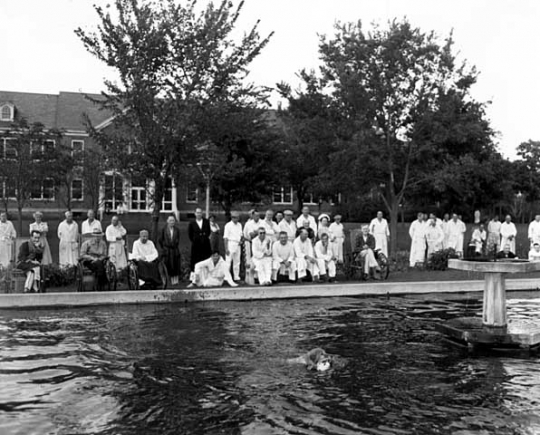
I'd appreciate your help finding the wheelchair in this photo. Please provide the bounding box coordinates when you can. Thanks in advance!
[76,257,117,292]
[349,248,390,281]
[127,258,169,290]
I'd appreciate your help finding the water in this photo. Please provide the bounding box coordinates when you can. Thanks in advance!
[1,293,540,435]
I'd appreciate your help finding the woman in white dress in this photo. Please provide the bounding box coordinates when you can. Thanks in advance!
[29,211,52,265]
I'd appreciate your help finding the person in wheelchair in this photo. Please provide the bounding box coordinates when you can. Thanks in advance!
[80,227,108,291]
[17,229,43,293]
[131,230,162,289]
[354,225,381,280]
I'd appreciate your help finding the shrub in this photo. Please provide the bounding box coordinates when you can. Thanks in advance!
[426,248,458,271]
[43,264,77,288]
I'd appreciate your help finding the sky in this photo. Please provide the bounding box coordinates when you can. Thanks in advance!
[1,0,540,159]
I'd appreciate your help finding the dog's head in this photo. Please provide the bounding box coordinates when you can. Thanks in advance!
[305,348,332,371]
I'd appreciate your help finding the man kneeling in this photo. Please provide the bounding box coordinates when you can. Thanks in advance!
[272,231,296,283]
[131,230,162,289]
[188,251,238,288]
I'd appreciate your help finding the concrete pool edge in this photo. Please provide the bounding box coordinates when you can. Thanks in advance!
[1,278,540,308]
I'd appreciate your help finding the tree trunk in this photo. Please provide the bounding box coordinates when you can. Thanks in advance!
[388,200,399,259]
[17,203,23,235]
[151,178,164,242]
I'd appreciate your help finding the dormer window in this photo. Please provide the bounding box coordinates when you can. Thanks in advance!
[0,104,14,122]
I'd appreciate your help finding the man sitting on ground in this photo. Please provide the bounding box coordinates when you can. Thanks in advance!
[293,228,320,282]
[188,251,238,288]
[355,225,381,279]
[314,232,337,282]
[272,231,296,283]
[131,230,162,289]
[80,228,109,291]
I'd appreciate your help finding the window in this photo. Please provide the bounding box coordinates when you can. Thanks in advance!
[186,182,198,203]
[30,178,55,200]
[161,178,173,211]
[0,178,15,199]
[104,173,124,211]
[71,179,83,201]
[71,140,84,160]
[273,186,293,204]
[131,184,147,211]
[303,192,317,205]
[0,104,13,122]
[2,139,16,159]
[329,193,342,206]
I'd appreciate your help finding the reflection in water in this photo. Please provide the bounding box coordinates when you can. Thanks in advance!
[1,292,540,434]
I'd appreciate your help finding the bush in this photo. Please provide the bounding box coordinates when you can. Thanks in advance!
[426,248,458,271]
[43,264,77,287]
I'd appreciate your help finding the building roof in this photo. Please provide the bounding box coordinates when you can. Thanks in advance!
[0,90,112,132]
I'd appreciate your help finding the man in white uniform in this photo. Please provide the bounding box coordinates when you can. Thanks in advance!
[251,227,274,286]
[0,211,16,268]
[278,210,297,242]
[409,212,427,267]
[293,228,319,281]
[223,211,243,281]
[106,215,127,271]
[57,211,79,266]
[188,252,238,288]
[261,209,280,242]
[528,215,540,247]
[243,210,262,262]
[131,229,161,288]
[296,206,317,234]
[369,211,390,257]
[329,214,345,263]
[425,218,444,258]
[81,209,103,236]
[487,215,502,253]
[500,215,517,253]
[272,231,296,282]
[447,213,466,257]
[314,233,337,282]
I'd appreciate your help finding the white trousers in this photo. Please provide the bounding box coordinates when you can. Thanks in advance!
[252,257,273,284]
[296,257,319,279]
[317,259,336,278]
[226,241,241,280]
[272,259,297,280]
[360,249,378,274]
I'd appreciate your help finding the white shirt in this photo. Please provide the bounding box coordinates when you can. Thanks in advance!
[296,214,317,233]
[369,218,390,237]
[293,236,315,259]
[0,220,16,241]
[529,220,540,242]
[252,236,272,259]
[243,219,262,241]
[106,223,127,242]
[329,222,344,239]
[82,219,103,235]
[223,221,243,243]
[132,239,158,262]
[500,222,517,239]
[272,240,295,263]
[315,240,335,261]
[261,219,280,241]
[279,219,297,241]
[57,220,78,242]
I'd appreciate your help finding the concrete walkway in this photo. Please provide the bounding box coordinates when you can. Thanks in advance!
[1,278,539,309]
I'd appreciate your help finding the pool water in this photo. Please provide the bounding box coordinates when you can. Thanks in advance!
[1,292,540,435]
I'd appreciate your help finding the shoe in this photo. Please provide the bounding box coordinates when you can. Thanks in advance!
[187,283,195,288]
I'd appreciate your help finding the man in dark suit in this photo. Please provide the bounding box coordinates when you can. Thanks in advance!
[188,208,212,277]
[17,230,44,293]
[354,225,381,279]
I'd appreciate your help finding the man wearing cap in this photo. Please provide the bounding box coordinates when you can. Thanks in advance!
[223,211,243,282]
[329,214,345,263]
[279,210,297,242]
[251,227,274,285]
[296,206,317,234]
[369,211,390,257]
[293,228,320,281]
[272,231,296,282]
[80,227,108,290]
[131,229,161,289]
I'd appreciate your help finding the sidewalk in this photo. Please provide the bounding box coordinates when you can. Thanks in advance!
[1,278,539,309]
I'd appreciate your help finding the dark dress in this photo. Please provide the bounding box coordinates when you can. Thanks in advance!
[17,241,43,272]
[188,218,212,271]
[158,226,181,278]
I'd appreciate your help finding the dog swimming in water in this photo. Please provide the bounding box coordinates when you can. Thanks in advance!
[286,348,332,371]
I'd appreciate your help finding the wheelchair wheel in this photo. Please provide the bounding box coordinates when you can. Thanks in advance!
[76,262,85,292]
[105,261,118,291]
[158,261,169,290]
[127,263,139,290]
[378,253,390,280]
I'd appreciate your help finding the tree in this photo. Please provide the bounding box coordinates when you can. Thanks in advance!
[514,140,540,217]
[76,0,272,237]
[0,118,63,233]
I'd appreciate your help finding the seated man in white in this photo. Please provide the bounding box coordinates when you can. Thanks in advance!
[189,251,238,288]
[314,232,337,282]
[529,243,540,262]
[272,231,296,282]
[293,228,320,282]
[251,227,274,286]
[131,229,162,289]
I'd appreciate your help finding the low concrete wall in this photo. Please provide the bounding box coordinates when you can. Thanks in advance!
[1,278,539,309]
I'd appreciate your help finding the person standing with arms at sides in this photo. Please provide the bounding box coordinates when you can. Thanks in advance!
[251,227,273,286]
[369,211,390,257]
[279,210,297,243]
[296,206,317,234]
[106,215,127,271]
[487,215,502,253]
[223,211,243,282]
[528,215,540,247]
[57,211,79,267]
[441,213,451,249]
[409,212,427,267]
[158,216,182,285]
[425,218,444,258]
[329,214,345,263]
[29,211,52,265]
[209,214,221,252]
[261,209,280,242]
[500,215,517,253]
[243,210,261,263]
[81,209,103,236]
[447,213,466,258]
[188,208,212,279]
[0,211,16,268]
